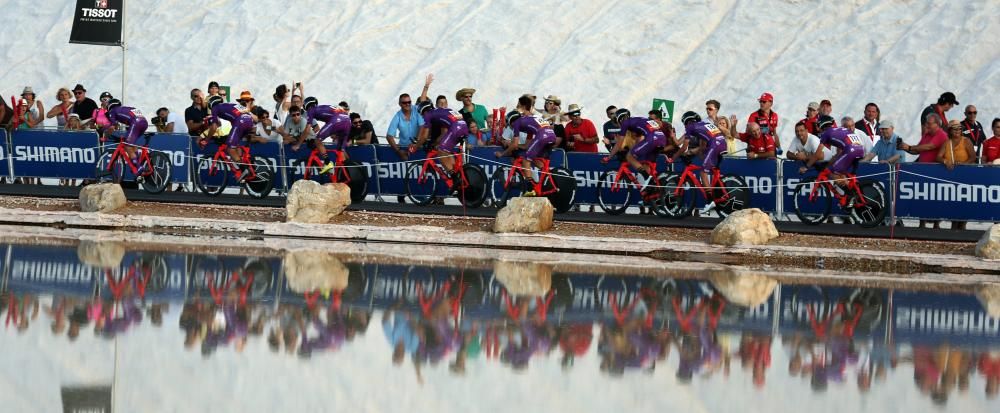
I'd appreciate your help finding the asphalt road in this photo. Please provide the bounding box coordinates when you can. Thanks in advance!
[0,184,982,242]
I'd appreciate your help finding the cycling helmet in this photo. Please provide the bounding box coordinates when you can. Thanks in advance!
[505,110,521,126]
[681,111,701,125]
[614,108,631,124]
[106,98,122,111]
[415,101,433,115]
[207,95,224,109]
[816,115,835,131]
[303,96,319,111]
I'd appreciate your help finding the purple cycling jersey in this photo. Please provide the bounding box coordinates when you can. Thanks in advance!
[106,106,149,145]
[819,127,865,174]
[423,108,468,153]
[511,115,557,161]
[620,116,660,139]
[307,105,352,149]
[510,114,552,137]
[208,103,254,147]
[686,121,727,170]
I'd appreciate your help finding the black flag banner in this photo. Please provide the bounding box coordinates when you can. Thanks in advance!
[69,0,124,46]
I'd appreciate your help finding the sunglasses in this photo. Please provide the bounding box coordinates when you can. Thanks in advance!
[706,107,717,111]
[74,92,84,95]
[462,95,472,99]
[399,101,412,105]
[290,113,301,117]
[352,120,362,125]
[967,111,977,115]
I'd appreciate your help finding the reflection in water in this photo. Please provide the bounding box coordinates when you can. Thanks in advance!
[1,242,999,411]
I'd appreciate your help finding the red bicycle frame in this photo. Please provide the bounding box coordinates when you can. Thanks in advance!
[302,148,350,183]
[106,139,154,177]
[672,162,733,204]
[502,157,558,196]
[809,168,868,208]
[416,149,468,190]
[608,161,658,193]
[207,144,258,181]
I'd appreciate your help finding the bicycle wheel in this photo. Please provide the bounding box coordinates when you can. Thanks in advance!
[95,150,127,184]
[342,160,369,204]
[458,164,487,208]
[650,172,672,218]
[141,152,173,194]
[715,175,750,218]
[850,181,887,228]
[792,178,833,225]
[244,156,275,198]
[544,167,577,214]
[405,163,438,205]
[662,175,696,218]
[490,167,520,208]
[195,156,228,196]
[596,170,632,215]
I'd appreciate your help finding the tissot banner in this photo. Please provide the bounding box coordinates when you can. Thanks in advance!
[69,0,124,46]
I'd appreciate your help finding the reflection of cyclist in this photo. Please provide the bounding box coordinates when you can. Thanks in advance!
[495,108,558,196]
[680,111,728,213]
[203,95,256,182]
[302,97,351,175]
[100,99,149,171]
[409,101,469,189]
[799,115,865,186]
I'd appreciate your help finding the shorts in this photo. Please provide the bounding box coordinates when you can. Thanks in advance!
[123,118,149,146]
[316,118,352,150]
[225,116,255,148]
[436,121,469,154]
[628,131,666,162]
[829,144,864,175]
[701,137,728,172]
[524,129,557,161]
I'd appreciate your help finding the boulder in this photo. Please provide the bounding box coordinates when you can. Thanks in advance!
[975,224,1000,259]
[709,208,779,246]
[283,250,349,293]
[494,261,553,297]
[76,239,126,268]
[708,269,778,308]
[493,197,554,233]
[79,183,126,213]
[286,180,351,224]
[976,283,1000,319]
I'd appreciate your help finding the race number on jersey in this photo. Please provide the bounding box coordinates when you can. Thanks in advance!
[847,134,864,146]
[129,108,144,118]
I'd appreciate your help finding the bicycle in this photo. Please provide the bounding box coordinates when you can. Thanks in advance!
[489,156,577,213]
[405,149,487,207]
[659,155,750,219]
[95,132,173,194]
[193,141,275,198]
[791,167,887,228]
[596,159,671,216]
[292,147,369,203]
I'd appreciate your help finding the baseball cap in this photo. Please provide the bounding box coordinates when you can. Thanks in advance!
[939,92,959,105]
[807,102,819,110]
[878,119,894,129]
[758,92,774,102]
[99,91,113,100]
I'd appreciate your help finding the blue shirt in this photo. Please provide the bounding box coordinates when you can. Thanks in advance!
[385,109,424,145]
[870,133,906,163]
[381,312,419,355]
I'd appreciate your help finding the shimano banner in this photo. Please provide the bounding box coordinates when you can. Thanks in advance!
[69,0,124,46]
[896,163,1000,221]
[10,130,100,179]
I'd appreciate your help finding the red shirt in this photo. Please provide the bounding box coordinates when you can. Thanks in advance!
[563,118,599,153]
[984,136,1000,163]
[916,128,948,163]
[748,110,779,138]
[738,132,775,156]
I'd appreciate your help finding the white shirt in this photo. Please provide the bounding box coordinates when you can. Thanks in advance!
[847,129,874,153]
[165,112,188,134]
[255,122,282,143]
[787,133,833,161]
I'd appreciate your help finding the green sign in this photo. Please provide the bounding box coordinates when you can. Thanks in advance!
[651,98,675,123]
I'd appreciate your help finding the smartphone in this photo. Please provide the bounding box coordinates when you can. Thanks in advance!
[895,137,903,148]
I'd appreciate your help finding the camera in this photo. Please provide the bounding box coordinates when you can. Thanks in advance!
[895,137,903,149]
[151,116,164,126]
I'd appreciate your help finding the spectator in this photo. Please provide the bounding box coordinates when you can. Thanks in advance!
[983,118,1000,164]
[786,121,828,164]
[349,112,375,145]
[238,90,260,123]
[386,93,423,159]
[717,115,745,156]
[279,105,310,149]
[65,113,83,131]
[855,103,881,139]
[938,120,975,230]
[540,95,568,126]
[748,92,781,151]
[71,84,98,125]
[152,107,188,134]
[463,114,489,147]
[819,99,834,117]
[739,122,776,160]
[920,92,958,134]
[602,105,620,152]
[45,88,73,128]
[959,105,986,161]
[435,95,448,109]
[861,120,905,164]
[457,87,490,132]
[251,109,282,144]
[802,102,820,134]
[0,95,11,129]
[272,84,290,125]
[185,89,209,138]
[416,74,434,105]
[900,114,948,163]
[338,101,350,112]
[19,87,44,129]
[842,115,874,154]
[563,104,599,153]
[705,99,721,124]
[207,81,221,98]
[13,98,31,129]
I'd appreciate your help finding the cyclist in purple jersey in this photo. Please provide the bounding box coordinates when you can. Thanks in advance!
[409,101,469,186]
[203,95,256,181]
[101,99,149,166]
[303,97,351,174]
[680,111,729,213]
[604,108,667,177]
[495,106,559,196]
[799,115,865,185]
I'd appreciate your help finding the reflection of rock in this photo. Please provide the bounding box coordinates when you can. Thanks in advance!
[79,183,126,213]
[283,250,348,293]
[708,269,778,307]
[286,180,351,224]
[709,208,779,246]
[494,261,552,297]
[975,224,1000,259]
[976,283,1000,319]
[76,240,126,268]
[494,197,554,233]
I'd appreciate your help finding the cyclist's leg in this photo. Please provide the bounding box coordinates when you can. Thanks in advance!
[123,119,147,163]
[701,138,725,190]
[827,147,862,187]
[437,122,467,175]
[226,120,253,175]
[628,131,662,177]
[522,130,556,195]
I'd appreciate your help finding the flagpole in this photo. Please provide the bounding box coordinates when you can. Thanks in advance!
[120,0,127,102]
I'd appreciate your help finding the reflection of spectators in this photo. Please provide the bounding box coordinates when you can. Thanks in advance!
[383,310,419,365]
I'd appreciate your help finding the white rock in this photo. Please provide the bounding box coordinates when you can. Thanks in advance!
[76,239,126,268]
[283,250,349,293]
[975,224,1000,260]
[709,208,779,246]
[494,197,554,233]
[286,180,351,224]
[494,261,552,297]
[708,269,778,308]
[976,283,1000,319]
[79,183,126,213]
